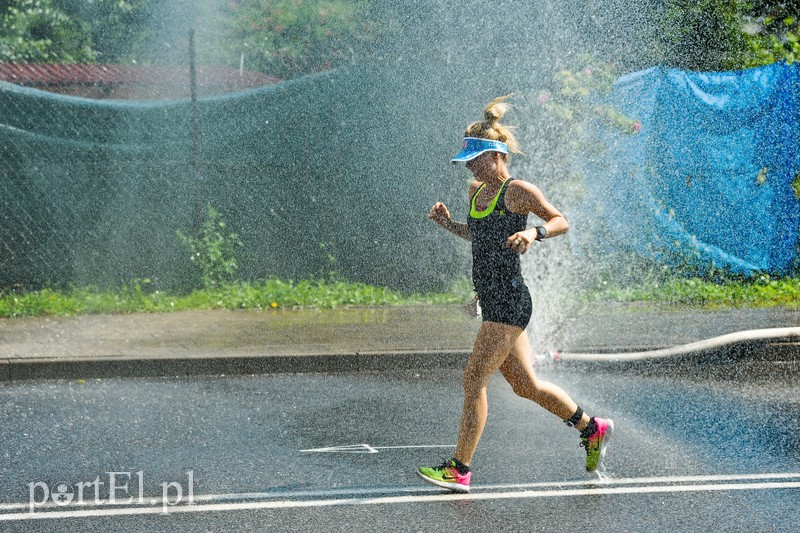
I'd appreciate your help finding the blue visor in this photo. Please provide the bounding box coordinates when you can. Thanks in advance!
[451,137,509,163]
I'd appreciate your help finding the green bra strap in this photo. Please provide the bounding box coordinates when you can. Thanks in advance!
[470,180,508,219]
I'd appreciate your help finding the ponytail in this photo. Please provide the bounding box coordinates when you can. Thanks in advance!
[464,94,522,158]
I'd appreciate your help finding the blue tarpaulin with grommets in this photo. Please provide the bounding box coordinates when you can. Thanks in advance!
[581,62,800,275]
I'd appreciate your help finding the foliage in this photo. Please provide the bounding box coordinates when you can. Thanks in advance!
[5,2,796,77]
[0,0,94,62]
[205,0,392,79]
[0,273,795,318]
[657,0,749,71]
[317,241,340,281]
[0,0,396,79]
[741,12,800,67]
[3,0,800,76]
[0,0,154,63]
[793,172,800,199]
[532,58,640,154]
[54,0,155,63]
[526,56,640,207]
[654,0,800,70]
[585,274,800,308]
[0,277,468,318]
[176,204,242,290]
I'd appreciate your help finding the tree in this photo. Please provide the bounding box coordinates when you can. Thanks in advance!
[53,0,156,64]
[739,0,800,66]
[656,0,750,71]
[654,0,800,70]
[0,0,94,63]
[0,0,157,64]
[204,0,391,79]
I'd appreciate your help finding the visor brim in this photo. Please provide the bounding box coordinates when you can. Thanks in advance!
[451,149,499,164]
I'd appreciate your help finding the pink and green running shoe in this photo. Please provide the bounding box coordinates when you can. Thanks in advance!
[581,417,614,472]
[417,459,471,493]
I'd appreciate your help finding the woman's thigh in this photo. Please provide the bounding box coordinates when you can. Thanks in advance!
[464,320,524,392]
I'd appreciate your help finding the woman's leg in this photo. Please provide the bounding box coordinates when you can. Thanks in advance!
[418,322,614,489]
[498,334,614,472]
[498,331,591,430]
[453,321,523,466]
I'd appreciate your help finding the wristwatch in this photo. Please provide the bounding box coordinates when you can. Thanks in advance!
[535,225,548,241]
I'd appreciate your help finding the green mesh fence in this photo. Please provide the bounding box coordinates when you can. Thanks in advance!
[1,1,613,294]
[0,64,474,293]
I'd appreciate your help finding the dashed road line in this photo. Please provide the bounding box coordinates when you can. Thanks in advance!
[300,443,455,453]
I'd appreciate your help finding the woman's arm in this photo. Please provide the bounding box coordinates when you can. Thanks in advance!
[503,180,569,253]
[427,180,479,241]
[428,201,471,241]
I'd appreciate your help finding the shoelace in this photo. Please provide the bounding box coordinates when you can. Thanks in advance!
[434,458,456,470]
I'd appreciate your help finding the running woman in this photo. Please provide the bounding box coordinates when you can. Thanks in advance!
[417,95,613,493]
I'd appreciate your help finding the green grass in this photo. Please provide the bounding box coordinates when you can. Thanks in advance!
[1,275,798,319]
[585,275,800,308]
[0,278,471,318]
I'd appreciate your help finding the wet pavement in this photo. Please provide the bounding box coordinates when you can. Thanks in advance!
[0,305,799,530]
[0,303,798,380]
[1,367,798,530]
[0,367,800,533]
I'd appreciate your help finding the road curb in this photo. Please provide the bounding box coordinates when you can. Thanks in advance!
[0,350,474,381]
[1,328,797,382]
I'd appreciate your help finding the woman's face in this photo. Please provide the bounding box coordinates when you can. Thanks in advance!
[465,151,501,181]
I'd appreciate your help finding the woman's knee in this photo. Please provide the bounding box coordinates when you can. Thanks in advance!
[511,378,542,400]
[504,370,546,400]
[508,379,531,398]
[462,367,489,398]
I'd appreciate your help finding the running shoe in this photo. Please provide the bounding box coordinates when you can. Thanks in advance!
[417,459,471,493]
[581,417,614,472]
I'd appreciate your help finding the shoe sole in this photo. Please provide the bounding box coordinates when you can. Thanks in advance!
[416,470,470,493]
[587,418,614,472]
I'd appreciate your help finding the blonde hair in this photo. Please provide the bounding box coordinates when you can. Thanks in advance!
[464,94,522,160]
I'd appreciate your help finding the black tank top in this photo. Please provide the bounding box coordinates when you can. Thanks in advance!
[467,179,528,293]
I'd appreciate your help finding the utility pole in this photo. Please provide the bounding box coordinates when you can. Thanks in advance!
[189,28,202,233]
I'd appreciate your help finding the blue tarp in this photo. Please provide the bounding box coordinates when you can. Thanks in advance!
[583,62,800,275]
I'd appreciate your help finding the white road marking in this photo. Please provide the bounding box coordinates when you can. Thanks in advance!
[300,443,455,453]
[1,472,798,521]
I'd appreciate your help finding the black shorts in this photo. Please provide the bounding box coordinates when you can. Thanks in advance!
[477,280,533,330]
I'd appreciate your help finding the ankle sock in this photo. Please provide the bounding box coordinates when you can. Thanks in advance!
[452,458,470,475]
[580,417,597,439]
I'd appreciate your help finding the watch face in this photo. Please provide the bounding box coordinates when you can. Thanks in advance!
[537,226,546,240]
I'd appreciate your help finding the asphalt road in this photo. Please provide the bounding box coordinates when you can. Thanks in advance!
[0,367,798,532]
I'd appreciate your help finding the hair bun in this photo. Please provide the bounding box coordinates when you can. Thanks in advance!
[483,94,513,124]
[463,94,522,156]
